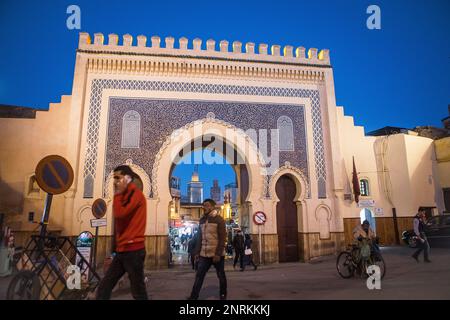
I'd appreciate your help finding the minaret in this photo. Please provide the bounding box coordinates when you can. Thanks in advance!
[210,179,221,203]
[187,165,203,203]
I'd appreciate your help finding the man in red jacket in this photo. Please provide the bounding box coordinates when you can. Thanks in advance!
[96,165,148,300]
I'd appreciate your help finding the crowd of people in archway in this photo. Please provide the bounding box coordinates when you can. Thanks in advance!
[168,226,200,266]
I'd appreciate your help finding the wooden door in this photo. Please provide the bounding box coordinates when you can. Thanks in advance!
[276,175,299,262]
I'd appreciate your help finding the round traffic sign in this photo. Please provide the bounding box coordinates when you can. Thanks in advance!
[253,211,267,225]
[35,155,74,195]
[92,198,107,219]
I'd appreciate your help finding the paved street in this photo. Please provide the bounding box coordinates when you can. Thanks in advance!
[115,246,450,300]
[1,246,449,300]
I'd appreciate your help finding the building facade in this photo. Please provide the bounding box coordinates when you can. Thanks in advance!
[224,182,238,205]
[0,32,446,269]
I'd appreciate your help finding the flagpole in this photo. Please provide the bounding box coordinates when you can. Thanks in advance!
[352,156,361,204]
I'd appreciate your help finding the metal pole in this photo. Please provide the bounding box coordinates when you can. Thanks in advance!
[258,225,262,265]
[111,215,116,254]
[392,207,400,245]
[92,226,99,272]
[40,193,53,238]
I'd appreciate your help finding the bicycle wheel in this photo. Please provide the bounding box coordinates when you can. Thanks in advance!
[6,270,41,300]
[371,253,386,279]
[336,251,354,278]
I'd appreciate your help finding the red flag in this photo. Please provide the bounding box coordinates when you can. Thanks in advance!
[352,156,361,204]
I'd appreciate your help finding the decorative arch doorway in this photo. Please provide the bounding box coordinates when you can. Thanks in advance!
[168,146,241,266]
[151,117,266,267]
[165,132,257,266]
[152,117,266,220]
[276,174,299,262]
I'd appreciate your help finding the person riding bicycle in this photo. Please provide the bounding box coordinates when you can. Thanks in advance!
[352,220,379,262]
[336,220,386,280]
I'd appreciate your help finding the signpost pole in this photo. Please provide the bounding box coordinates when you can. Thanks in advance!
[34,155,74,245]
[258,224,262,265]
[39,193,53,238]
[253,211,266,266]
[92,226,99,272]
[91,198,108,272]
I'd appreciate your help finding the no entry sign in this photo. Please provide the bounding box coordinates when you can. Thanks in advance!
[92,198,107,219]
[253,211,267,225]
[35,155,74,195]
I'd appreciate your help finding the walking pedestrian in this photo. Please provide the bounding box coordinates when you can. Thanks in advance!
[411,208,431,263]
[96,165,148,300]
[243,234,257,271]
[232,229,245,270]
[187,199,227,300]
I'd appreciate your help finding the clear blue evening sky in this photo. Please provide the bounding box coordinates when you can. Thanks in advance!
[0,0,449,193]
[172,150,236,200]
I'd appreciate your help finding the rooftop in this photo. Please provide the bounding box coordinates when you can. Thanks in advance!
[0,105,40,119]
[77,33,331,68]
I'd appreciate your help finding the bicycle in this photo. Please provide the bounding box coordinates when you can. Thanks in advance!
[7,234,61,300]
[7,252,62,300]
[11,246,24,273]
[6,225,100,300]
[336,238,386,280]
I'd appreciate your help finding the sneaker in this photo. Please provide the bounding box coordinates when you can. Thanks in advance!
[411,255,419,263]
[220,294,227,300]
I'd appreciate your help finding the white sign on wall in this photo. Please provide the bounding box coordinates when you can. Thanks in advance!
[90,218,107,228]
[358,199,375,208]
[375,208,384,216]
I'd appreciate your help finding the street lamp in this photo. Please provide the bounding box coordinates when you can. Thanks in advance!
[223,195,231,220]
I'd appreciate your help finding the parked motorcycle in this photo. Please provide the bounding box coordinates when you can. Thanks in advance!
[402,230,419,248]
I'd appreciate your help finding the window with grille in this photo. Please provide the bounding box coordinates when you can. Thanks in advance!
[360,179,369,196]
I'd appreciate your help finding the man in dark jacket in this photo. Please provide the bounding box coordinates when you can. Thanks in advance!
[243,233,257,271]
[412,208,431,263]
[232,229,245,270]
[188,199,227,300]
[187,230,199,270]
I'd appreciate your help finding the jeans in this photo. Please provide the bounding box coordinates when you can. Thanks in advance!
[413,234,430,261]
[189,256,227,299]
[190,254,198,270]
[96,249,148,300]
[233,250,244,269]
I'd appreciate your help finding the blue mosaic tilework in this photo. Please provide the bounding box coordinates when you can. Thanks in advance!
[83,80,326,198]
